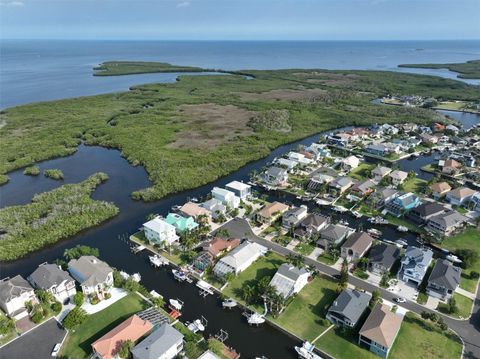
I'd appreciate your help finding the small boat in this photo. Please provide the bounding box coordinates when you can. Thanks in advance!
[149,254,168,267]
[397,225,409,233]
[222,298,238,309]
[169,298,184,311]
[131,244,145,254]
[187,319,206,333]
[149,290,161,298]
[247,312,265,326]
[351,210,362,218]
[172,269,188,282]
[119,271,130,280]
[131,273,141,282]
[190,197,199,202]
[171,204,181,211]
[395,239,408,247]
[197,280,214,296]
[367,228,382,237]
[339,219,349,226]
[295,341,323,359]
[446,254,462,264]
[333,206,348,213]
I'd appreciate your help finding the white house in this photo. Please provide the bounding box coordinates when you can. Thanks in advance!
[143,216,179,246]
[132,323,184,359]
[213,241,267,277]
[288,151,313,166]
[28,263,77,303]
[372,166,392,183]
[269,263,310,299]
[225,181,252,200]
[389,170,408,186]
[68,256,114,298]
[211,187,240,209]
[446,187,477,206]
[0,275,37,319]
[400,247,433,287]
[342,156,360,171]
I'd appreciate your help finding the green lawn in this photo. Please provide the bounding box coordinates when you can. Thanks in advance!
[349,163,375,181]
[130,231,185,265]
[438,293,473,319]
[317,252,337,265]
[272,275,337,342]
[459,272,478,293]
[295,242,315,256]
[388,313,463,359]
[402,177,428,194]
[316,327,377,359]
[385,214,425,234]
[60,293,148,358]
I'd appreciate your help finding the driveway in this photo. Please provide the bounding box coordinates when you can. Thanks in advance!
[0,318,66,359]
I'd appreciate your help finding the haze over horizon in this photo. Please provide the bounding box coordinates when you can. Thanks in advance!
[1,0,479,41]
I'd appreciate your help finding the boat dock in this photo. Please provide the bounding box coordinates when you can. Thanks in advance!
[196,280,214,297]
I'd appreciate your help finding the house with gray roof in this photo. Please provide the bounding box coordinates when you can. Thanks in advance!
[131,323,183,359]
[269,263,310,299]
[0,275,37,319]
[294,213,330,239]
[341,232,374,262]
[427,211,468,236]
[372,166,392,183]
[213,241,267,277]
[368,188,398,209]
[409,202,446,223]
[317,224,353,250]
[426,259,461,300]
[201,198,227,220]
[329,177,354,195]
[400,246,433,287]
[327,289,370,327]
[308,167,337,190]
[68,256,114,298]
[28,262,76,302]
[263,166,288,186]
[282,206,308,229]
[368,243,400,275]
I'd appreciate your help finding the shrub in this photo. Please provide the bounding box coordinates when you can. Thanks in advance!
[90,296,100,305]
[470,271,479,279]
[51,302,62,314]
[104,292,112,300]
[31,311,44,324]
[64,245,100,261]
[23,165,40,176]
[63,307,88,329]
[44,169,64,180]
[73,292,84,306]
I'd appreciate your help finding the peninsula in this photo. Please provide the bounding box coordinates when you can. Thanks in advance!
[399,59,480,79]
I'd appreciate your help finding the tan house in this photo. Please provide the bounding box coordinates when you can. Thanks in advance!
[257,202,289,224]
[446,187,477,206]
[430,182,452,199]
[179,202,211,219]
[442,159,462,175]
[341,232,374,262]
[389,170,408,186]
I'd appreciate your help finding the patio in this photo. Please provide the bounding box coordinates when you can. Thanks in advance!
[81,287,128,314]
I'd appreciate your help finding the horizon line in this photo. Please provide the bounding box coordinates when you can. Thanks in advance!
[2,38,480,42]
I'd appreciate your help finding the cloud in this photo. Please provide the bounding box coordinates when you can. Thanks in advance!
[176,1,190,8]
[0,0,24,6]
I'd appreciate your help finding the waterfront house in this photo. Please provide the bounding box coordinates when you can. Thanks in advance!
[446,187,477,206]
[426,259,461,300]
[471,192,480,212]
[326,289,370,327]
[165,213,199,233]
[282,205,308,229]
[329,177,354,195]
[317,224,353,250]
[213,241,267,277]
[257,201,289,224]
[420,133,439,145]
[131,323,184,359]
[225,181,251,200]
[368,244,400,275]
[341,232,374,262]
[368,188,399,209]
[276,157,298,171]
[143,216,179,246]
[426,210,468,236]
[442,159,462,175]
[430,182,452,199]
[307,167,337,190]
[269,263,310,299]
[372,166,392,183]
[288,151,313,166]
[201,198,227,220]
[327,133,351,147]
[68,256,114,298]
[294,213,330,239]
[342,155,360,171]
[92,314,153,359]
[389,170,408,186]
[211,187,240,209]
[385,192,421,217]
[351,179,376,198]
[365,144,390,157]
[179,202,211,220]
[263,166,288,186]
[28,263,76,303]
[409,201,446,224]
[0,275,37,319]
[358,304,403,358]
[400,246,433,287]
[202,237,241,258]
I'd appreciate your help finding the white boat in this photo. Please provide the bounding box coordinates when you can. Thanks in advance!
[149,254,168,267]
[187,319,206,333]
[339,219,349,226]
[395,239,408,247]
[119,271,130,280]
[169,298,183,311]
[446,254,462,264]
[222,298,238,309]
[367,228,382,237]
[132,273,141,282]
[172,269,188,282]
[333,206,348,213]
[397,225,409,233]
[295,341,323,359]
[351,210,362,218]
[247,312,265,326]
[149,290,161,298]
[197,280,214,296]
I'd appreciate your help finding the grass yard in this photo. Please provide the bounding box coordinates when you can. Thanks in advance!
[438,293,473,319]
[388,313,463,359]
[295,242,315,256]
[385,214,425,234]
[273,275,337,342]
[60,293,148,358]
[349,163,375,181]
[317,252,337,265]
[316,327,377,359]
[130,231,185,265]
[401,177,428,194]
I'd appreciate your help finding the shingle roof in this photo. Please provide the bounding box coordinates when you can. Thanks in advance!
[448,187,477,199]
[430,182,451,193]
[359,304,402,348]
[131,323,183,359]
[342,232,374,254]
[429,211,467,228]
[68,256,113,287]
[320,224,350,241]
[217,241,266,271]
[372,166,392,176]
[428,259,461,291]
[368,244,400,269]
[0,275,33,304]
[270,263,309,298]
[29,263,74,289]
[411,202,446,217]
[301,213,329,228]
[258,202,289,218]
[328,289,371,324]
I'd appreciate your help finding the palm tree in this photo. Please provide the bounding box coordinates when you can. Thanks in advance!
[241,284,255,303]
[286,253,304,268]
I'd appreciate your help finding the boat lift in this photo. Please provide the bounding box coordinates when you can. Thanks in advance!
[214,329,229,343]
[196,280,214,297]
[131,244,145,254]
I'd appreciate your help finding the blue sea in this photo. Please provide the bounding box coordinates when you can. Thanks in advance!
[1,40,480,109]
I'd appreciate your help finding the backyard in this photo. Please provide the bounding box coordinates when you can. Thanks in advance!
[437,293,474,319]
[349,163,375,181]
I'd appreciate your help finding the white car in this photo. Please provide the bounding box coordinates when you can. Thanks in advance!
[51,343,61,357]
[394,297,406,303]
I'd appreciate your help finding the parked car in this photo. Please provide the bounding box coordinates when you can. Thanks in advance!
[51,343,61,357]
[394,297,406,303]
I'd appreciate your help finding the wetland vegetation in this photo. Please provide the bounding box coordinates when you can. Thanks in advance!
[399,59,480,79]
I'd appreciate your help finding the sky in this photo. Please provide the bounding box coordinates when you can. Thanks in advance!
[1,0,479,40]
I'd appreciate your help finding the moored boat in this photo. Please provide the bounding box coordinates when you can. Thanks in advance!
[172,269,188,282]
[222,298,238,309]
[295,341,323,359]
[397,225,409,232]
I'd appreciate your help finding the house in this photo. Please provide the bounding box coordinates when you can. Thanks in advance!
[263,166,288,186]
[327,133,352,147]
[201,198,227,220]
[365,144,390,157]
[68,256,114,298]
[342,156,360,171]
[294,213,330,239]
[368,244,400,275]
[427,211,468,236]
[471,192,480,212]
[446,187,477,206]
[213,241,267,277]
[430,182,452,199]
[225,181,251,200]
[28,263,76,303]
[165,213,199,233]
[179,202,211,220]
[257,201,289,224]
[389,170,408,186]
[92,314,153,359]
[385,192,421,217]
[372,166,392,183]
[409,201,446,223]
[0,275,37,319]
[308,167,337,190]
[131,323,184,359]
[442,159,462,175]
[202,237,241,258]
[358,304,403,358]
[276,157,298,171]
[269,263,310,299]
[317,224,353,250]
[426,259,461,300]
[211,187,240,209]
[326,289,370,327]
[420,133,439,145]
[446,124,460,134]
[400,246,433,286]
[351,180,375,198]
[288,151,313,166]
[198,351,222,359]
[341,232,374,262]
[282,205,308,229]
[143,217,179,246]
[368,188,398,209]
[329,177,354,195]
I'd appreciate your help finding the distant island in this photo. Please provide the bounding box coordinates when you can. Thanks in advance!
[399,59,480,79]
[93,61,209,76]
